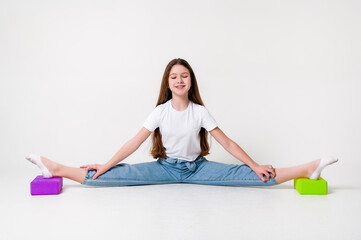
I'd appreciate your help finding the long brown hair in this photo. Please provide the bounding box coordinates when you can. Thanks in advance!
[151,58,211,159]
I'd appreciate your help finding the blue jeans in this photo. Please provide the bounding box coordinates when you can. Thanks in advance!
[82,156,279,187]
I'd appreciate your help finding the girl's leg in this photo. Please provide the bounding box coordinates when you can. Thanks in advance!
[26,154,180,186]
[184,158,279,187]
[274,159,320,184]
[82,160,179,186]
[274,156,338,184]
[48,159,87,184]
[184,156,338,186]
[26,155,87,184]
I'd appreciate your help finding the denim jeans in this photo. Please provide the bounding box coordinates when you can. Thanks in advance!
[82,156,278,187]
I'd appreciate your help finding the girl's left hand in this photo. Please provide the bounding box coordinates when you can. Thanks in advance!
[252,164,276,182]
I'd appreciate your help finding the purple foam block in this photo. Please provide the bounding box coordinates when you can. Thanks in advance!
[30,175,63,195]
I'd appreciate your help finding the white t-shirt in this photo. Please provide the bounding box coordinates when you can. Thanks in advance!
[143,99,218,161]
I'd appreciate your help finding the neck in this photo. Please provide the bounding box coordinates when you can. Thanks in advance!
[171,95,189,111]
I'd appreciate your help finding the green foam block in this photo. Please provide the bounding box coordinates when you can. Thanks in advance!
[294,177,328,195]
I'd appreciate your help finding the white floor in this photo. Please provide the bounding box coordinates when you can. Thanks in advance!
[1,171,361,240]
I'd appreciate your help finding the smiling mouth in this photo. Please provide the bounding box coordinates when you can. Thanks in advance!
[176,86,185,89]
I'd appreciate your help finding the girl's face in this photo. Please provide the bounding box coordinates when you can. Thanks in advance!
[168,64,191,97]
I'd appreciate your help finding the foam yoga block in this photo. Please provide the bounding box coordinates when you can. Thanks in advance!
[294,177,328,195]
[30,175,63,195]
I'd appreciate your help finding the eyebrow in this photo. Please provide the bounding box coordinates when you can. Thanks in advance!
[170,72,189,75]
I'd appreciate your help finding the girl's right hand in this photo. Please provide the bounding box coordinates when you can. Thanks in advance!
[80,164,109,180]
[251,164,276,182]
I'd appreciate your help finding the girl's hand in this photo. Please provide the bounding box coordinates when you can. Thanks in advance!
[80,164,109,180]
[252,164,276,182]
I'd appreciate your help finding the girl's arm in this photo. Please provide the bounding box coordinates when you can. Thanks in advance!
[105,127,152,168]
[81,127,152,179]
[209,127,276,181]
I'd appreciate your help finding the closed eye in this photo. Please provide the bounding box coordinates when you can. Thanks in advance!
[171,75,188,79]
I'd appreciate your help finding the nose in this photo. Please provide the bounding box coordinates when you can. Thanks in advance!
[177,77,184,83]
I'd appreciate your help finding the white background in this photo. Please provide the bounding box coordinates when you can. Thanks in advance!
[1,0,360,239]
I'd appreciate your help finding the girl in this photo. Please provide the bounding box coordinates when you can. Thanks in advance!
[26,58,338,187]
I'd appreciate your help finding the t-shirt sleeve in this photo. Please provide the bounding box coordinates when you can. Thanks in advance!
[143,106,162,132]
[201,107,218,131]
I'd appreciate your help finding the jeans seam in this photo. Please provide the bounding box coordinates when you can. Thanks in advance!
[85,179,180,182]
[182,179,277,184]
[83,179,182,185]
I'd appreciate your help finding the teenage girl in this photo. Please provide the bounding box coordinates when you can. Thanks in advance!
[26,58,338,187]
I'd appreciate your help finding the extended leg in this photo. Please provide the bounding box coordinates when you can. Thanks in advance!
[274,156,338,184]
[55,163,87,184]
[26,155,88,184]
[184,157,338,186]
[184,159,278,187]
[26,155,180,186]
[82,160,179,186]
[274,160,319,184]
